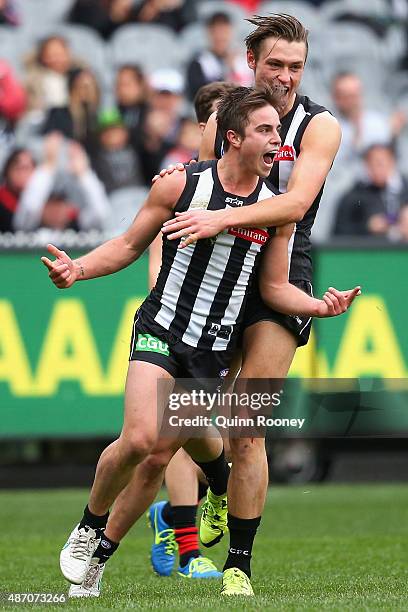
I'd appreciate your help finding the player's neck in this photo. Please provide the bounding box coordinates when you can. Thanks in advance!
[217,156,259,196]
[281,92,297,118]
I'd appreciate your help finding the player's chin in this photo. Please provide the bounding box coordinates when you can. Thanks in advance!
[258,160,273,177]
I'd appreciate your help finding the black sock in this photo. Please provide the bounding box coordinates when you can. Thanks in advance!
[173,505,200,568]
[223,514,261,578]
[161,501,174,526]
[195,449,230,496]
[93,534,119,565]
[198,481,208,503]
[79,505,109,531]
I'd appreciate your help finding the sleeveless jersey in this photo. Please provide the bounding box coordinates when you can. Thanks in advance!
[140,160,278,351]
[215,94,328,281]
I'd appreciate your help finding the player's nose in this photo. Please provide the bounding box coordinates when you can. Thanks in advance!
[270,131,281,146]
[277,68,291,85]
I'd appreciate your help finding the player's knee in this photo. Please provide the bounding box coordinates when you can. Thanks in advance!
[141,450,172,478]
[229,437,265,463]
[120,432,157,465]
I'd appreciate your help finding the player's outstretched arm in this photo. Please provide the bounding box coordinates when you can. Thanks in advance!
[162,113,341,247]
[41,172,186,289]
[259,224,360,318]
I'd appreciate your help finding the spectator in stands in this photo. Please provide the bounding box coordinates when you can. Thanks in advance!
[135,0,197,33]
[0,60,27,170]
[0,148,35,233]
[13,133,109,231]
[91,108,143,194]
[331,72,406,164]
[0,0,19,25]
[333,143,408,240]
[25,36,86,112]
[185,11,252,102]
[68,0,140,39]
[42,68,101,152]
[160,116,201,167]
[139,68,184,182]
[115,65,149,146]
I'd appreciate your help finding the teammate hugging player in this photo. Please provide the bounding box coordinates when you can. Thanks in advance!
[42,82,358,599]
[156,14,356,596]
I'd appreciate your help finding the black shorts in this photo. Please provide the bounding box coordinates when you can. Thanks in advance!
[129,309,233,391]
[243,280,313,347]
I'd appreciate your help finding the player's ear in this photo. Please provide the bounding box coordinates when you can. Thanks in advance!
[226,129,241,149]
[198,122,206,133]
[247,49,256,71]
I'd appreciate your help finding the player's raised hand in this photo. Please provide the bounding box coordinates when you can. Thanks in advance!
[162,209,226,248]
[316,286,361,317]
[40,244,77,289]
[152,160,196,183]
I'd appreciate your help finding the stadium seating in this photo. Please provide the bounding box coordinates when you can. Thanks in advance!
[320,0,391,22]
[197,1,248,25]
[258,1,321,31]
[106,187,149,237]
[109,24,184,72]
[0,26,20,73]
[18,0,75,30]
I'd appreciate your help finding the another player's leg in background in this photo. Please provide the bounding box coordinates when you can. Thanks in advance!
[157,449,213,577]
[221,322,297,596]
[60,361,174,585]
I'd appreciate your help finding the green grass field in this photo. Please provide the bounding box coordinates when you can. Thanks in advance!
[1,485,408,611]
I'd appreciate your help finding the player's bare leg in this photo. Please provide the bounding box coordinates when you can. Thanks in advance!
[60,361,174,585]
[222,322,297,592]
[73,430,228,585]
[88,362,173,515]
[165,449,202,504]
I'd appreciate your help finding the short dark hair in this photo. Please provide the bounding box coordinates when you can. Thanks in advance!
[2,148,35,183]
[206,11,231,27]
[245,14,309,61]
[117,63,145,82]
[363,143,396,159]
[194,81,237,124]
[217,85,283,152]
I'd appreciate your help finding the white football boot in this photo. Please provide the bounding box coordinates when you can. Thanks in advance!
[68,558,105,598]
[60,524,100,584]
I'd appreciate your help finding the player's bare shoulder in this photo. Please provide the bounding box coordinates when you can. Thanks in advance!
[150,165,188,208]
[302,111,341,151]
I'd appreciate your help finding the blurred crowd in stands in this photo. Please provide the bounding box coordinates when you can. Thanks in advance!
[1,0,408,243]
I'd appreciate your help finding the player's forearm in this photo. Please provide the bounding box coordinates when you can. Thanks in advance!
[73,235,139,281]
[260,281,321,317]
[222,191,306,229]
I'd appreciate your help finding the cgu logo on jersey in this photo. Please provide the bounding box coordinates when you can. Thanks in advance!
[135,334,169,356]
[228,227,269,245]
[274,145,295,162]
[225,196,244,207]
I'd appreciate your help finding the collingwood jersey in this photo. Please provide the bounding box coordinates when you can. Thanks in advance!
[215,94,328,281]
[140,160,278,351]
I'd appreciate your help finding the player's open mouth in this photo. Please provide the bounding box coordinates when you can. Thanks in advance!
[263,150,278,165]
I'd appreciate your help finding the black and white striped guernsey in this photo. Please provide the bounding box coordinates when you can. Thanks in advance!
[140,160,278,351]
[215,94,328,282]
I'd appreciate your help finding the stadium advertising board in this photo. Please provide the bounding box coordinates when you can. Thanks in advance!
[0,248,407,437]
